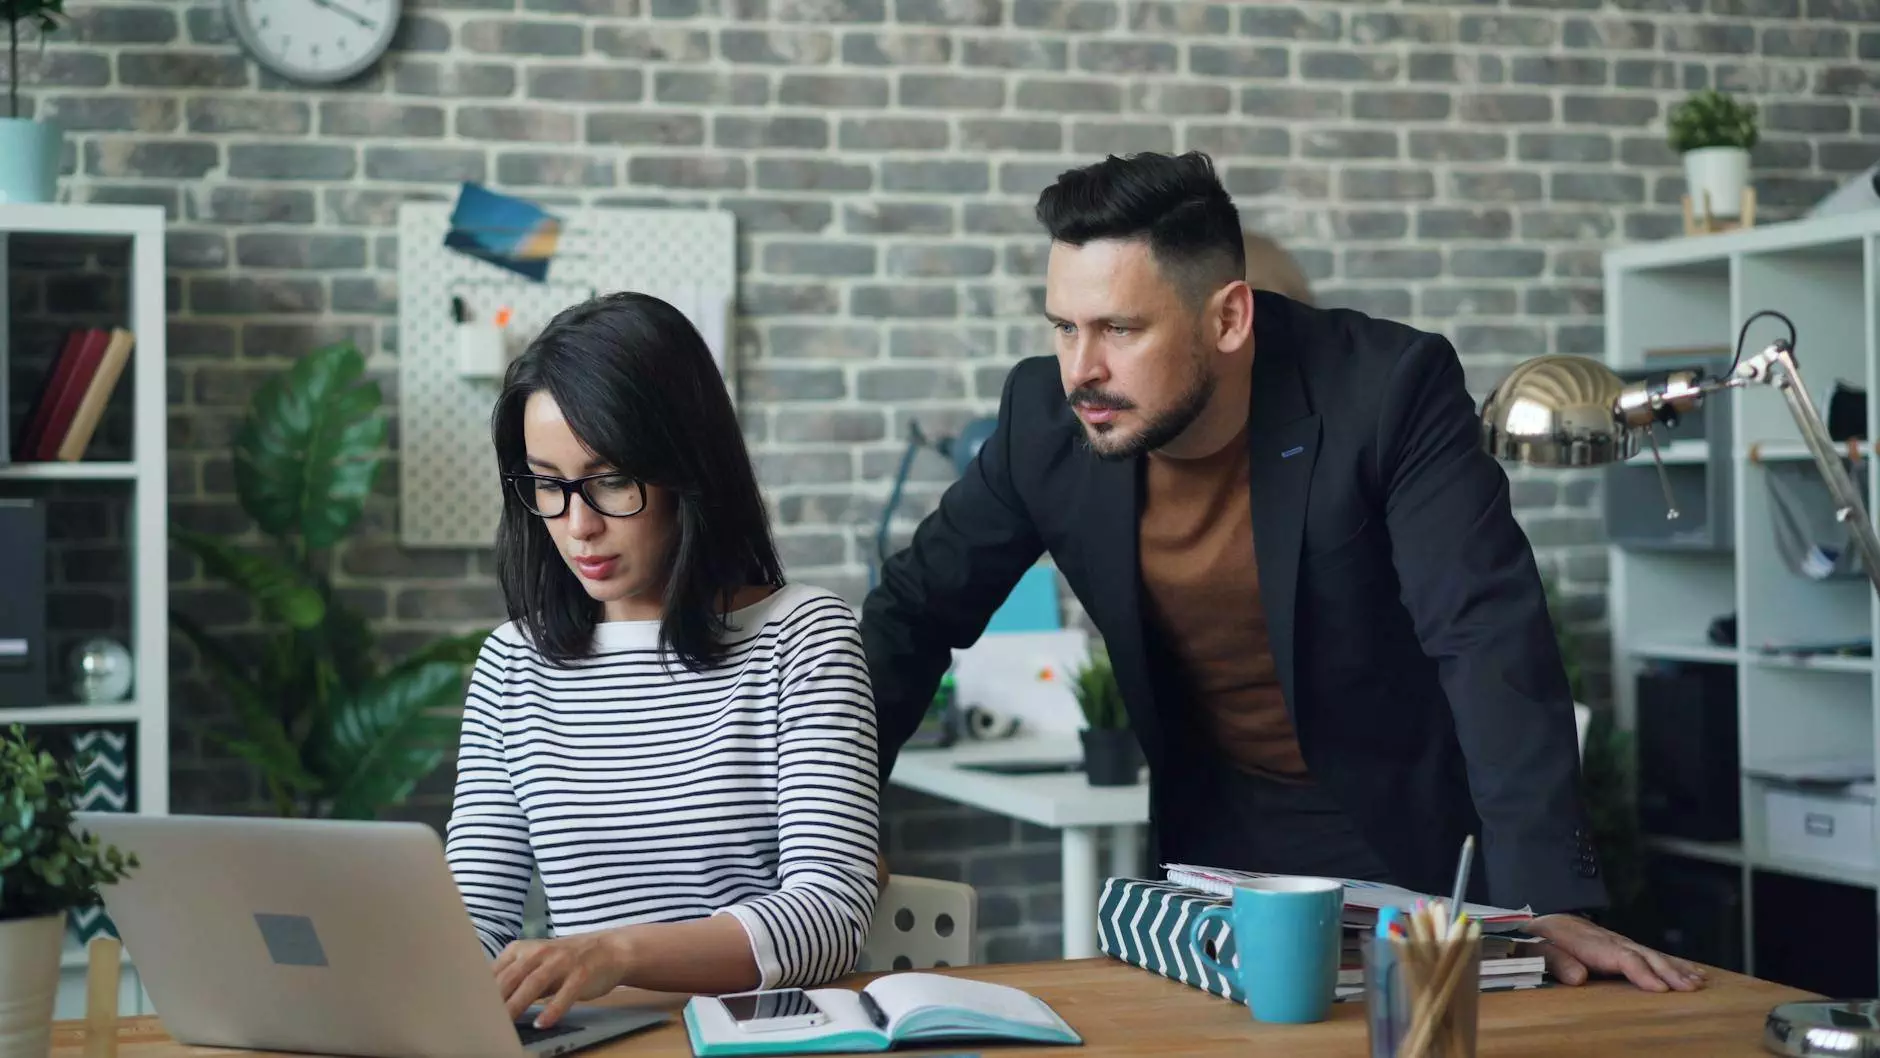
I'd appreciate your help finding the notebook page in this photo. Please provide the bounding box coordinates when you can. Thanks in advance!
[688,988,880,1050]
[861,974,1059,1034]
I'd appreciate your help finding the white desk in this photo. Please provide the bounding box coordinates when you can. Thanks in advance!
[889,734,1149,960]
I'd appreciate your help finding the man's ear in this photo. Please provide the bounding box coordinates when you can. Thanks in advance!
[1212,279,1255,354]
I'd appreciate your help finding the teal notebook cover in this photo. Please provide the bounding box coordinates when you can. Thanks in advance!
[682,972,1082,1056]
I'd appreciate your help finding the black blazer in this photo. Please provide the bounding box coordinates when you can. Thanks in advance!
[862,292,1608,917]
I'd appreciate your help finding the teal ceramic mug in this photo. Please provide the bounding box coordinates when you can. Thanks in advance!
[1188,876,1344,1024]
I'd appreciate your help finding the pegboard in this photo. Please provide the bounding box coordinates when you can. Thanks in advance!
[395,201,736,549]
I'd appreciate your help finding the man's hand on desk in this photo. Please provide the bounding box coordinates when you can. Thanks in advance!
[1526,914,1706,993]
[493,932,634,1029]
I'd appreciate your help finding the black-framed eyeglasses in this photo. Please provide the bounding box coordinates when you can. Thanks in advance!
[503,472,648,519]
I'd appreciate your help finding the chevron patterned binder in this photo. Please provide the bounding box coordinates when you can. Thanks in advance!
[1096,877,1244,1004]
[67,728,130,946]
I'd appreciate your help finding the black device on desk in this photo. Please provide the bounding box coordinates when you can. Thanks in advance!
[956,759,1083,776]
[0,499,46,707]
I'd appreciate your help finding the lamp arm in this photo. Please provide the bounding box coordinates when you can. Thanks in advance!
[872,422,929,585]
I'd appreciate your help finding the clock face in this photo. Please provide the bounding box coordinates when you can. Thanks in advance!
[225,0,402,84]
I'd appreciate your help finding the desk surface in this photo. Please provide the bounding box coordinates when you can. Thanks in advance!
[52,956,1814,1058]
[889,736,1149,828]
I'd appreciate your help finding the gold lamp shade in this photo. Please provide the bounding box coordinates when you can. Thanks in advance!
[1480,354,1637,469]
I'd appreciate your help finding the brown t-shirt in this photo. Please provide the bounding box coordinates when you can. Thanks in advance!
[1138,426,1311,780]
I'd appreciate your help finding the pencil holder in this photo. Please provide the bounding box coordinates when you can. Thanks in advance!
[456,323,508,379]
[1363,918,1480,1058]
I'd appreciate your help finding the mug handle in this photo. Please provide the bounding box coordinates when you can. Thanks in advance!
[1189,905,1236,981]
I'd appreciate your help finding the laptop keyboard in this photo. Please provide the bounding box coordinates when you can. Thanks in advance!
[515,1020,582,1046]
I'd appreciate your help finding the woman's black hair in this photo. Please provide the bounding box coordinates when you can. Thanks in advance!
[490,291,783,670]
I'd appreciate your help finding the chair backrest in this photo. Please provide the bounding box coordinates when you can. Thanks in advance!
[858,875,977,973]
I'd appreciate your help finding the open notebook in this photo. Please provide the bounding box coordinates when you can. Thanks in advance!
[683,973,1082,1055]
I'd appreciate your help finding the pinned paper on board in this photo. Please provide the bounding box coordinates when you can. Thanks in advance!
[444,182,563,282]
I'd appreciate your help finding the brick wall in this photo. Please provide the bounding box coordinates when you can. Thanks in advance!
[9,0,1879,963]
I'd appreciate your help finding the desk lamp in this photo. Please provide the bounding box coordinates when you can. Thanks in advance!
[871,416,998,583]
[1480,308,1880,1056]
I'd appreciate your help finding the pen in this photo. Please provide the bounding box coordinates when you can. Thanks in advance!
[1447,834,1475,928]
[451,295,467,324]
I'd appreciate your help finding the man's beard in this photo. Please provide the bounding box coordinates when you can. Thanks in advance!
[1068,356,1217,462]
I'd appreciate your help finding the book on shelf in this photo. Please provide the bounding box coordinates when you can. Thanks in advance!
[681,973,1081,1056]
[10,326,135,463]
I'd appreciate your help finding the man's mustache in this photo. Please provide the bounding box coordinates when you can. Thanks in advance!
[1066,386,1134,411]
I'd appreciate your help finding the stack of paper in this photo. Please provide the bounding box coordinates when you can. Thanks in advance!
[1161,863,1536,933]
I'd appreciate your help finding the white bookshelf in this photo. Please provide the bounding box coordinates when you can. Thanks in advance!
[1605,209,1880,984]
[0,203,168,1017]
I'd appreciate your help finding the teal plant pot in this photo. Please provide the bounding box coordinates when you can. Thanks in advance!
[0,118,63,204]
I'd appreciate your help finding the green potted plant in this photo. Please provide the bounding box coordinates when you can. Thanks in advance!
[1,0,66,203]
[0,724,138,1058]
[1667,88,1759,222]
[169,340,488,819]
[1071,646,1138,787]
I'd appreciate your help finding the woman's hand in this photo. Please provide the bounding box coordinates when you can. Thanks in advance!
[493,930,637,1028]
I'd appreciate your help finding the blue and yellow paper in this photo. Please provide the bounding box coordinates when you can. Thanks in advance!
[444,182,562,282]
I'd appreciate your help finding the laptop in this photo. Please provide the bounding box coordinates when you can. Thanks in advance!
[74,812,668,1058]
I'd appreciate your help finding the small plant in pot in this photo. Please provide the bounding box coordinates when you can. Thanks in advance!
[1071,647,1139,787]
[1,0,68,203]
[1668,88,1759,222]
[0,724,138,1058]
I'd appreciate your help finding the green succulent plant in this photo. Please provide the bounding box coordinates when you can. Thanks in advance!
[1667,88,1759,153]
[1070,647,1128,731]
[0,723,138,923]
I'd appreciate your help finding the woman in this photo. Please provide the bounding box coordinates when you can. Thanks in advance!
[445,292,880,1030]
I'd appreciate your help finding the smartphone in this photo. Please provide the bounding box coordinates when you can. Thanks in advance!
[720,988,829,1033]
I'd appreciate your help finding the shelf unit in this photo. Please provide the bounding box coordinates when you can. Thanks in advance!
[1606,209,1880,991]
[0,203,169,1018]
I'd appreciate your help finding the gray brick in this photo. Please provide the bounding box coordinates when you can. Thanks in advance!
[364,147,485,183]
[964,38,1067,71]
[1614,60,1677,90]
[853,285,958,318]
[1715,62,1810,94]
[587,111,706,145]
[1128,83,1232,116]
[1819,66,1880,96]
[165,232,229,269]
[1666,23,1755,54]
[1185,125,1290,158]
[1303,130,1398,160]
[593,25,711,61]
[1422,287,1519,318]
[1012,0,1113,30]
[460,19,584,56]
[395,585,505,622]
[392,60,517,98]
[724,198,834,234]
[1417,208,1512,240]
[1239,6,1339,39]
[1739,174,1838,208]
[1350,11,1455,44]
[1563,18,1655,50]
[721,27,835,64]
[1344,249,1441,280]
[757,158,872,192]
[1450,248,1547,278]
[1618,136,1677,167]
[458,106,577,142]
[1460,94,1552,124]
[741,282,840,316]
[1564,96,1658,128]
[766,324,880,360]
[657,71,769,105]
[882,160,990,193]
[1821,140,1880,172]
[81,140,215,179]
[64,4,177,43]
[715,115,829,149]
[1409,131,1506,162]
[1131,1,1229,34]
[1242,87,1345,121]
[1331,210,1410,240]
[1763,102,1852,134]
[191,277,324,315]
[525,0,641,12]
[118,51,245,87]
[1552,173,1644,204]
[1301,51,1399,82]
[1512,57,1608,86]
[1319,288,1414,319]
[764,242,877,277]
[321,101,444,139]
[497,152,617,187]
[333,276,399,315]
[842,30,952,65]
[892,328,998,359]
[1526,287,1604,316]
[840,117,950,150]
[1551,248,1606,280]
[780,73,890,107]
[1339,169,1435,202]
[1456,325,1546,357]
[1717,0,1799,14]
[1073,122,1175,156]
[39,96,178,133]
[528,66,646,102]
[1224,166,1332,200]
[755,452,855,487]
[1450,172,1544,202]
[775,0,885,18]
[1016,79,1121,113]
[900,73,1005,110]
[847,202,955,235]
[745,366,846,403]
[886,245,996,277]
[184,98,308,135]
[393,14,452,52]
[1077,41,1178,75]
[1864,106,1880,135]
[1763,27,1850,57]
[1191,44,1288,80]
[775,406,883,445]
[235,234,367,270]
[185,5,233,44]
[1865,31,1880,59]
[1808,0,1880,15]
[630,155,747,188]
[1353,92,1450,123]
[193,187,316,225]
[859,366,966,401]
[1518,133,1614,164]
[325,189,446,227]
[1461,15,1555,47]
[78,185,178,218]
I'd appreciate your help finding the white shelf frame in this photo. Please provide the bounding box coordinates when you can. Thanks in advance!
[1607,209,1880,985]
[0,202,169,819]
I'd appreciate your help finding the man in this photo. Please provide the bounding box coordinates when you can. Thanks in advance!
[862,151,1701,993]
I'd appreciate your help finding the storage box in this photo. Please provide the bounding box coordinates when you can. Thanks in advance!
[1764,782,1876,871]
[1096,877,1242,1003]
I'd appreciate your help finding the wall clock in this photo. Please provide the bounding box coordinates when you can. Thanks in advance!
[224,0,402,85]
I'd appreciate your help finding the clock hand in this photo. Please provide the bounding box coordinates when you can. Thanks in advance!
[306,0,379,30]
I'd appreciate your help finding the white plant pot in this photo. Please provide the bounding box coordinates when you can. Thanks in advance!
[0,912,66,1058]
[0,118,63,204]
[1683,146,1751,219]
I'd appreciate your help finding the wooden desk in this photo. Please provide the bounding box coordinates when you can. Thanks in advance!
[51,957,1814,1057]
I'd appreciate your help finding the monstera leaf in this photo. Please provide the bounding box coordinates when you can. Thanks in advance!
[233,341,386,552]
[317,659,470,820]
[172,527,325,630]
